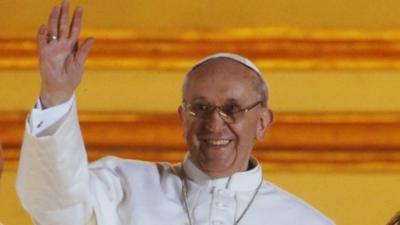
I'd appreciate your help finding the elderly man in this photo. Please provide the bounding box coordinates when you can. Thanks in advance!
[17,0,334,225]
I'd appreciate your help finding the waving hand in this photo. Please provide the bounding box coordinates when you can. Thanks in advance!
[38,0,94,108]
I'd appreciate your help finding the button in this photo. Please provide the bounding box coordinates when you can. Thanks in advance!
[211,220,225,225]
[36,121,44,128]
[215,188,235,198]
[215,201,227,209]
[216,188,229,196]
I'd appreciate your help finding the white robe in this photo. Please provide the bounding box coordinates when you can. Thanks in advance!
[17,99,335,225]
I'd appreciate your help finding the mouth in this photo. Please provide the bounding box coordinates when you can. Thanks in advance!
[202,139,232,147]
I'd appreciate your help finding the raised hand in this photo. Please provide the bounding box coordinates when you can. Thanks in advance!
[38,0,94,108]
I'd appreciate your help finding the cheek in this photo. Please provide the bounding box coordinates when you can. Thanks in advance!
[232,120,258,144]
[184,120,200,144]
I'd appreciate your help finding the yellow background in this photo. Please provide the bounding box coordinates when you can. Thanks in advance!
[2,69,400,112]
[1,0,400,225]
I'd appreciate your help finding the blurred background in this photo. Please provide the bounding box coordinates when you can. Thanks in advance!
[1,0,400,224]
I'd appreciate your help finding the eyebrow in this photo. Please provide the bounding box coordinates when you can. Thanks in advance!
[225,98,241,104]
[189,97,242,105]
[189,97,207,102]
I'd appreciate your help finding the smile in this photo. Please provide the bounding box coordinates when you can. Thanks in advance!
[204,139,231,146]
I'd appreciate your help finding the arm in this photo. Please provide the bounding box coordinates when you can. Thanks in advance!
[16,1,96,224]
[17,101,94,225]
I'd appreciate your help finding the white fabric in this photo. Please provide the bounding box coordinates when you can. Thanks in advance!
[29,95,75,136]
[17,99,335,225]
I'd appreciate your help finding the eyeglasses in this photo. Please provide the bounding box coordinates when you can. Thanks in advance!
[182,100,263,123]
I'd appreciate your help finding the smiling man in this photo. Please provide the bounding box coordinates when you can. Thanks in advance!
[16,1,334,225]
[180,57,270,178]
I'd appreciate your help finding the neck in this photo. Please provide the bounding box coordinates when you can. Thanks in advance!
[201,160,256,179]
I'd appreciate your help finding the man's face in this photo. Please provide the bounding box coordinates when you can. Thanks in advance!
[179,59,270,178]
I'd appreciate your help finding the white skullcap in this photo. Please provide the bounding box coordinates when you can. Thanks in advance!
[187,52,269,91]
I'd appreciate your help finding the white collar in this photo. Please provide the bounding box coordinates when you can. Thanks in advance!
[182,154,263,192]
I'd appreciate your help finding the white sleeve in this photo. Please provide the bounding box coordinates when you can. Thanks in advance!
[18,95,124,225]
[28,95,75,136]
[17,101,94,225]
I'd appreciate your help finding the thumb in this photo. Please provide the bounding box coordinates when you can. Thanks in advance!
[75,37,95,65]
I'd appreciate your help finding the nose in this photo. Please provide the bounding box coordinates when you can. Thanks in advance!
[204,110,226,132]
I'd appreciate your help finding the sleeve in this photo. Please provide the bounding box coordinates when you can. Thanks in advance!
[16,100,96,225]
[28,95,75,137]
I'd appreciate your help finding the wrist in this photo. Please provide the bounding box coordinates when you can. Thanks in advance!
[39,90,73,109]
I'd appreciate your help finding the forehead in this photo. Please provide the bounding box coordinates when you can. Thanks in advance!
[184,58,260,102]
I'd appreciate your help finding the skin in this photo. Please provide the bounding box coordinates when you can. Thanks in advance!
[38,0,94,109]
[179,59,272,178]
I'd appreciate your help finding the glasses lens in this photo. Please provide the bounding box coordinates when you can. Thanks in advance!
[185,101,259,123]
[187,103,211,118]
[219,104,241,122]
[187,103,234,122]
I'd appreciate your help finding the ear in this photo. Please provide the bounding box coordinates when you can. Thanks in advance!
[256,108,273,140]
[178,105,185,122]
[178,105,188,134]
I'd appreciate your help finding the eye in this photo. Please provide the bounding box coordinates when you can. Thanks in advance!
[190,103,211,113]
[221,104,241,115]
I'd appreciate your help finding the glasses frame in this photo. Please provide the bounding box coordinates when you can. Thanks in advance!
[183,100,263,123]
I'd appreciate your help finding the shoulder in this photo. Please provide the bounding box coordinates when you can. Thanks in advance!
[89,156,174,178]
[257,181,335,225]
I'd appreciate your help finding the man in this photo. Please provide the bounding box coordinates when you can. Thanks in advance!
[17,0,335,225]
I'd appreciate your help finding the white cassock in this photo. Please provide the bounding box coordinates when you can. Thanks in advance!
[16,97,335,225]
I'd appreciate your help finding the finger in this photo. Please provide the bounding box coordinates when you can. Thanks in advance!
[69,6,83,41]
[59,0,70,38]
[37,25,48,50]
[47,5,61,38]
[75,38,95,65]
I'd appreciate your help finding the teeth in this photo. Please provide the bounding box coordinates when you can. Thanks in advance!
[206,140,230,145]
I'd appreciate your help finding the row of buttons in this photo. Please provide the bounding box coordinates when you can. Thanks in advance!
[185,187,236,225]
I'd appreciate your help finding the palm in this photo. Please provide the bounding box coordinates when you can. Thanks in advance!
[40,39,80,89]
[38,0,94,108]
